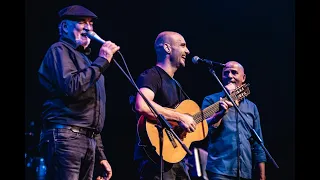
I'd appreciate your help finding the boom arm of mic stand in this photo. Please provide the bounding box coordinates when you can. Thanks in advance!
[208,67,279,168]
[111,56,192,156]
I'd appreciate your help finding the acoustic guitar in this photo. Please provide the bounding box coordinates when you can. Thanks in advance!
[137,83,250,164]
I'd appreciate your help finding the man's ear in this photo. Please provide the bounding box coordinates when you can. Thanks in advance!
[62,21,69,33]
[163,43,171,53]
[242,74,246,82]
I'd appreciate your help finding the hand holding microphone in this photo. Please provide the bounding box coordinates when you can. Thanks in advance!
[83,29,120,62]
[99,41,120,62]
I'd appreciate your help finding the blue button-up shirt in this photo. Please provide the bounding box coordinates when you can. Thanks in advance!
[202,91,266,179]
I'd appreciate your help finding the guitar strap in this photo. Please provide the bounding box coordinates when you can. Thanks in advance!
[172,78,190,100]
[154,66,190,102]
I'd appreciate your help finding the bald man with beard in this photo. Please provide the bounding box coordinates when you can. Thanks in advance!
[202,61,267,180]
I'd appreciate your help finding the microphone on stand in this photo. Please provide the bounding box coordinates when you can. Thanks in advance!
[192,56,225,67]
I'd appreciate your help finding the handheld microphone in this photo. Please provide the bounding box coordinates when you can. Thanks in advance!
[192,56,225,67]
[82,29,123,61]
[83,30,106,44]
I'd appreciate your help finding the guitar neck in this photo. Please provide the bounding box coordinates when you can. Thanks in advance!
[192,94,237,124]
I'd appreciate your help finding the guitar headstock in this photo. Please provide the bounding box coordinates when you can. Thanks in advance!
[232,83,250,101]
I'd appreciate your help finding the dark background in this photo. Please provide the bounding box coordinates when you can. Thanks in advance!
[25,0,295,179]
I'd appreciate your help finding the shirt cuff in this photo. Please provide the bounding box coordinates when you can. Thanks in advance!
[92,57,110,73]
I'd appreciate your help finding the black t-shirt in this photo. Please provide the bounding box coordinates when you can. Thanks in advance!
[133,66,188,160]
[136,66,187,108]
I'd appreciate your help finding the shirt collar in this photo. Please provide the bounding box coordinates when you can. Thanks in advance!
[59,37,92,55]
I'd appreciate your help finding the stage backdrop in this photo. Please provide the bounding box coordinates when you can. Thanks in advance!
[26,0,294,179]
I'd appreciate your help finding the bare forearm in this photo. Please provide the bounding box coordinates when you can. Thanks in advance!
[135,100,181,121]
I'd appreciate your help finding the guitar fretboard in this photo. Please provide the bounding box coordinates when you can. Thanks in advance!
[192,83,250,124]
[192,95,234,124]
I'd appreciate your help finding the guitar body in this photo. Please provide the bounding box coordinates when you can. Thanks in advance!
[137,83,250,164]
[137,99,208,164]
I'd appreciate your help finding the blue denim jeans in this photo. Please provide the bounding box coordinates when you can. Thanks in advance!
[39,128,96,180]
[206,171,251,180]
[136,158,191,180]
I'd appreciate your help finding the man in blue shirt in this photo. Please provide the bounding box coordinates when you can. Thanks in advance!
[202,61,267,180]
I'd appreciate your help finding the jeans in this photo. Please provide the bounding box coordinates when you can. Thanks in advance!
[39,128,97,180]
[136,158,191,180]
[206,171,251,180]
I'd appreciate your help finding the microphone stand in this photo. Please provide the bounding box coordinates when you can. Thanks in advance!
[111,53,192,180]
[207,67,279,170]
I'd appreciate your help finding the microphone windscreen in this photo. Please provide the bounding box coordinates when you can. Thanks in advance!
[192,56,200,64]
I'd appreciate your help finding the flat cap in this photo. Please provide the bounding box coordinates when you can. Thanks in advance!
[58,5,98,20]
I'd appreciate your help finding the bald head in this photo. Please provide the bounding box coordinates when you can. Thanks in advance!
[224,61,245,73]
[154,31,182,50]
